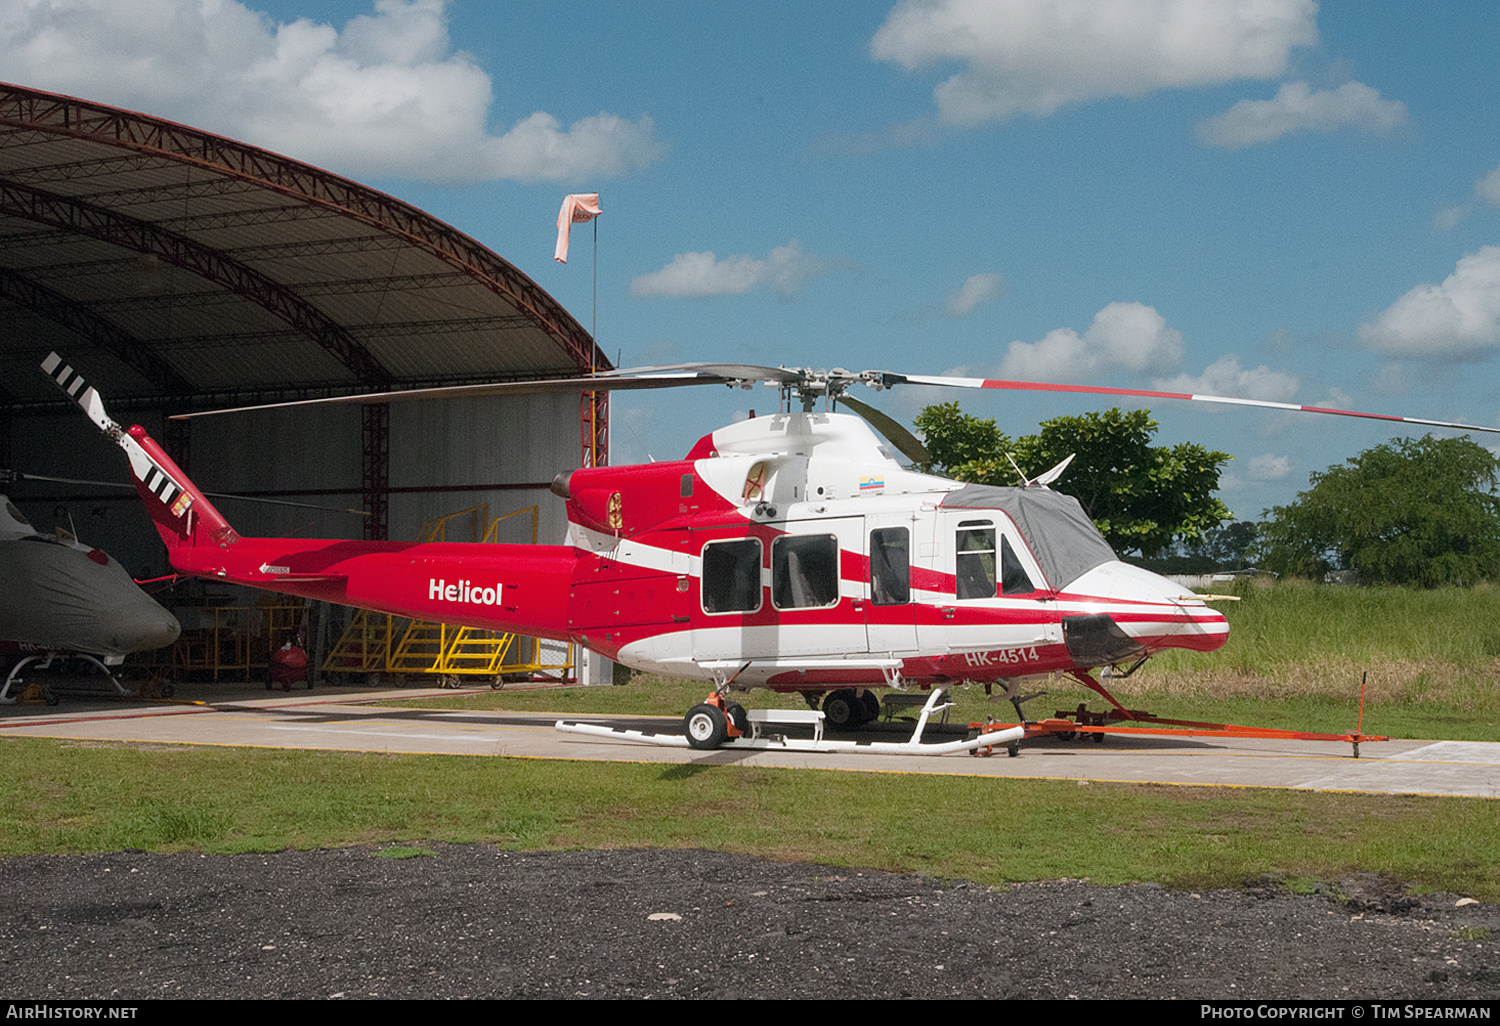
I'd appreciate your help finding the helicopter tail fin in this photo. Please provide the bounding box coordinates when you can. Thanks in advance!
[41,353,240,552]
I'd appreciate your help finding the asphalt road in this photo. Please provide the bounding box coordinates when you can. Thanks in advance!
[2,846,1498,1001]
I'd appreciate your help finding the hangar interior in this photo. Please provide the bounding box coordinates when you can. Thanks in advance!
[0,83,610,686]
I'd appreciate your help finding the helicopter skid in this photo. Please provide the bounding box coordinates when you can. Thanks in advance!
[558,684,1023,755]
[0,652,133,705]
[555,717,1025,756]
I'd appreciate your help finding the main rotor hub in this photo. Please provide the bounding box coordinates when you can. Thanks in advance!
[775,368,888,411]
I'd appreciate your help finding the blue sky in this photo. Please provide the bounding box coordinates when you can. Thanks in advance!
[4,0,1499,522]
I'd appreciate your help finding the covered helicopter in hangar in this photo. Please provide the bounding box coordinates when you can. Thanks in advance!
[0,490,180,703]
[40,352,1500,749]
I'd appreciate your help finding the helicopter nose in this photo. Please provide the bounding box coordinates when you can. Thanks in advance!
[1157,591,1230,653]
[1064,561,1229,654]
[106,601,181,654]
[131,606,181,652]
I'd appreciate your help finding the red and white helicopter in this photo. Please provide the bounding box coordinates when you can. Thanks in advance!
[41,352,1499,752]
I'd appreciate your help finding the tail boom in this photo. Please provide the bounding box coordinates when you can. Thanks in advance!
[169,536,576,642]
[45,352,576,641]
[113,438,577,641]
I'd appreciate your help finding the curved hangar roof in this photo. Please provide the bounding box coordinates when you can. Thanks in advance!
[0,82,605,414]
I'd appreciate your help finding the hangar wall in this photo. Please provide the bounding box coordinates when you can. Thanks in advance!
[387,391,579,547]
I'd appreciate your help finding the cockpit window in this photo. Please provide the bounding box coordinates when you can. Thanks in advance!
[942,485,1118,590]
[1000,536,1035,596]
[956,527,996,599]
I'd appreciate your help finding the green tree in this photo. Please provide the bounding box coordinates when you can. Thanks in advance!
[1192,520,1260,569]
[911,402,1013,481]
[1146,520,1261,575]
[1259,435,1500,586]
[913,403,1232,556]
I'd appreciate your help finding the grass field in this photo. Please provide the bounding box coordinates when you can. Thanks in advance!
[3,736,1498,899]
[2,579,1497,898]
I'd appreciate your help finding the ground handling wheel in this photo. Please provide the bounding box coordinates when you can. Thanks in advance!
[725,701,749,737]
[684,703,729,750]
[822,689,858,729]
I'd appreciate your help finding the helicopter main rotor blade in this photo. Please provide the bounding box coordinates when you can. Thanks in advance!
[836,394,932,465]
[14,472,370,516]
[883,373,1500,436]
[170,363,804,420]
[610,362,805,385]
[157,355,1497,439]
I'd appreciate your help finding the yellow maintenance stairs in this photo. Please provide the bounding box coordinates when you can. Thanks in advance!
[321,504,575,685]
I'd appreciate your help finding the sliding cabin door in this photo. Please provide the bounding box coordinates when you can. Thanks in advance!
[692,517,867,664]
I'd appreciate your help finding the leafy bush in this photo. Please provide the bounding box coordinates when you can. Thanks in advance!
[1259,436,1500,587]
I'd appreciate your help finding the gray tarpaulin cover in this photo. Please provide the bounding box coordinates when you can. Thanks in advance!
[0,538,149,654]
[940,484,1117,591]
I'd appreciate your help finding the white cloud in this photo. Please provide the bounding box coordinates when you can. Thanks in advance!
[1477,165,1500,208]
[1196,80,1407,149]
[0,0,662,184]
[871,0,1317,124]
[1371,364,1410,397]
[997,301,1184,381]
[1315,386,1356,410]
[1433,205,1465,233]
[1153,355,1301,402]
[630,240,828,299]
[479,112,663,183]
[947,272,1004,317]
[1358,246,1500,359]
[1245,453,1291,481]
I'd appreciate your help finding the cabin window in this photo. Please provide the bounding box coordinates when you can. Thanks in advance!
[701,538,762,613]
[1000,536,1036,596]
[772,534,840,609]
[955,527,997,600]
[869,527,910,605]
